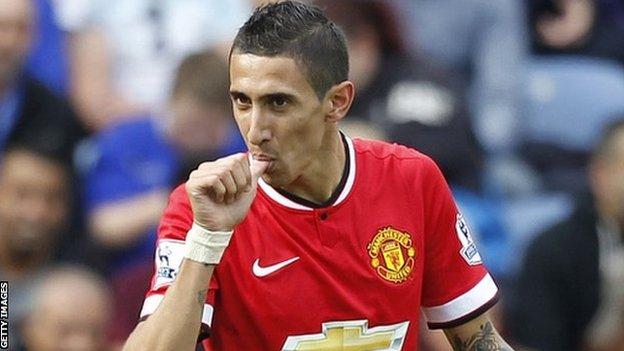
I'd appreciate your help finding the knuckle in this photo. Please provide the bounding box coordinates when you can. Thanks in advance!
[197,161,213,170]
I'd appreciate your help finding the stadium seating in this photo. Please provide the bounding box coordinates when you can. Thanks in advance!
[524,56,624,151]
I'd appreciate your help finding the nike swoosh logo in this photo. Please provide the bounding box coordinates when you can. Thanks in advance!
[252,256,300,277]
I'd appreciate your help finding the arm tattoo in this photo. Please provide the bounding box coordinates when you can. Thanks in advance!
[196,289,207,306]
[450,322,514,351]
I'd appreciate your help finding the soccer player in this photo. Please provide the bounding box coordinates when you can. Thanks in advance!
[123,2,514,350]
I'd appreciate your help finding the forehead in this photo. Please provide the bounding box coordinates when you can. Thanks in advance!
[0,151,65,187]
[0,0,33,22]
[229,53,316,98]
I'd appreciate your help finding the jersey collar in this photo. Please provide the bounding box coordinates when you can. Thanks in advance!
[258,133,356,211]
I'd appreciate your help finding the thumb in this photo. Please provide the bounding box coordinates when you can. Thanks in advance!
[250,158,269,186]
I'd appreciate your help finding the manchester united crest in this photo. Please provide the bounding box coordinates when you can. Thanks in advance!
[367,227,415,283]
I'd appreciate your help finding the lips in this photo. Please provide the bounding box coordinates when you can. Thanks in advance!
[251,154,275,162]
[251,153,276,173]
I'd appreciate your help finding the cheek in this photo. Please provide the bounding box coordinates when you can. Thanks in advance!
[233,114,250,140]
[296,114,325,148]
[0,189,20,216]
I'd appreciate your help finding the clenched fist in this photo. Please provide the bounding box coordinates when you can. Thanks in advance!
[185,153,269,231]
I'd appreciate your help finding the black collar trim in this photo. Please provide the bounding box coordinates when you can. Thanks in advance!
[275,133,350,209]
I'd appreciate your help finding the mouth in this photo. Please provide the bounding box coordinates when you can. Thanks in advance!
[251,153,275,162]
[251,153,276,173]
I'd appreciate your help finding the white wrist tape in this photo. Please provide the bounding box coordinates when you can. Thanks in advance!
[184,222,234,264]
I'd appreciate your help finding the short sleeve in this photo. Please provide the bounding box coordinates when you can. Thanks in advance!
[418,157,498,329]
[139,185,218,330]
[81,118,177,212]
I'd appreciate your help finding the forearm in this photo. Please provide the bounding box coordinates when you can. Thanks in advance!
[90,191,169,248]
[123,260,214,351]
[444,314,515,351]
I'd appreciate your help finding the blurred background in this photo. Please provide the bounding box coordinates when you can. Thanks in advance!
[1,0,624,350]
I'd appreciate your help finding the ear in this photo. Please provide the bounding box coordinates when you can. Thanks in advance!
[323,81,355,123]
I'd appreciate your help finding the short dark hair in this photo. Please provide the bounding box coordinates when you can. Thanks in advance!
[172,50,230,110]
[230,1,349,99]
[3,139,69,171]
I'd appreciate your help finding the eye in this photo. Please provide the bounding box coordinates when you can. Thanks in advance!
[235,95,251,105]
[231,94,252,110]
[270,96,288,109]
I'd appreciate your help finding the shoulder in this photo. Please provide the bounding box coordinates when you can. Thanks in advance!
[157,184,193,241]
[354,138,432,163]
[167,184,192,216]
[94,117,168,150]
[524,212,599,270]
[80,118,177,184]
[353,138,442,180]
[169,183,190,205]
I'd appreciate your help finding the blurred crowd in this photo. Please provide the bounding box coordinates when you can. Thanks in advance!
[1,0,623,350]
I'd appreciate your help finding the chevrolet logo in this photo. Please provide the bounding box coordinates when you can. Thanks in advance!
[281,320,409,351]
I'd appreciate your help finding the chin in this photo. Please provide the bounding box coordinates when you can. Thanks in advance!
[260,173,282,187]
[261,169,291,188]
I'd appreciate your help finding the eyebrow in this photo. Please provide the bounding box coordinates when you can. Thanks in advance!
[229,91,248,100]
[229,90,298,102]
[264,93,297,102]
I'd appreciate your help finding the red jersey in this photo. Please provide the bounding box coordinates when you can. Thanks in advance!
[140,137,498,350]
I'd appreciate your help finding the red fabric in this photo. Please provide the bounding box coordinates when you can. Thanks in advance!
[144,139,491,350]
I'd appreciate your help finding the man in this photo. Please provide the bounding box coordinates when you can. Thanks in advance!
[0,144,71,349]
[21,266,112,351]
[124,2,514,350]
[0,0,84,163]
[510,119,624,351]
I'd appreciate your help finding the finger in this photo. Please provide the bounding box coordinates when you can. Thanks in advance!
[219,170,238,203]
[250,159,269,185]
[187,174,226,203]
[241,159,252,190]
[197,162,212,171]
[208,177,227,203]
[214,152,247,166]
[231,161,250,195]
[198,153,245,170]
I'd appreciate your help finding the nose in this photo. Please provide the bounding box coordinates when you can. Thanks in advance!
[247,107,272,146]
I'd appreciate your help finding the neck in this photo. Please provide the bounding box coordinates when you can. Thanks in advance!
[280,129,346,205]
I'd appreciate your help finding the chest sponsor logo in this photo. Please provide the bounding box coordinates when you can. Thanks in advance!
[367,227,415,284]
[252,256,300,277]
[154,239,185,288]
[281,319,409,351]
[455,213,482,266]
